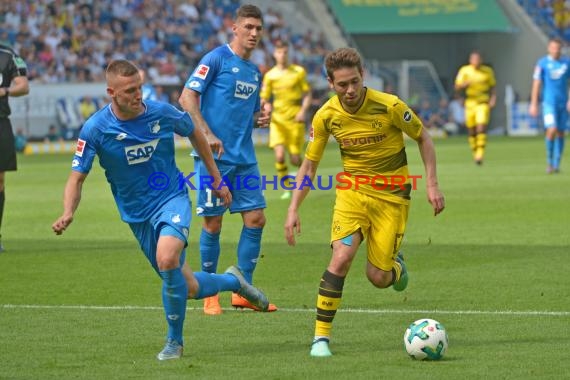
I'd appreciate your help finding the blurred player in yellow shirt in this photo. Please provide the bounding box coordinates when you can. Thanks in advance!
[455,51,496,165]
[284,48,445,357]
[261,40,312,200]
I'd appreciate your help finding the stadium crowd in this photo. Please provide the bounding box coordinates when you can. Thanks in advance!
[0,0,329,86]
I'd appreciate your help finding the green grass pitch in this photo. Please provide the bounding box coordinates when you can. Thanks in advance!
[1,136,569,379]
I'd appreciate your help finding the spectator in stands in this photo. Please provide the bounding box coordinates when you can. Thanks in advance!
[455,50,496,165]
[529,37,570,174]
[14,128,27,153]
[78,95,98,123]
[44,124,63,143]
[448,93,466,134]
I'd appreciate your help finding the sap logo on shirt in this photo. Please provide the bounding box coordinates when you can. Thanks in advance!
[125,138,160,165]
[234,81,257,99]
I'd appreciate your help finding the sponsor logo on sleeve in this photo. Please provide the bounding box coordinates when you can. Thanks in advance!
[403,110,412,122]
[194,64,210,80]
[75,139,86,157]
[188,80,200,88]
[309,126,314,142]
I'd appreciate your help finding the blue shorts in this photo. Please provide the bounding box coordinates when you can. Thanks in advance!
[542,103,568,131]
[193,157,266,216]
[128,195,191,274]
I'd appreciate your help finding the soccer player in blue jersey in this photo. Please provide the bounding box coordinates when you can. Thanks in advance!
[529,38,570,174]
[179,4,276,315]
[52,59,269,361]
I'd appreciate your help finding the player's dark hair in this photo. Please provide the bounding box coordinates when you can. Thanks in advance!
[325,47,362,81]
[549,37,564,46]
[236,4,263,22]
[106,59,139,78]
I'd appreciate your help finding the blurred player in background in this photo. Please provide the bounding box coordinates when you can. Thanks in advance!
[529,37,570,174]
[179,4,276,315]
[284,48,445,357]
[52,60,269,361]
[454,50,496,165]
[0,43,30,253]
[261,40,312,200]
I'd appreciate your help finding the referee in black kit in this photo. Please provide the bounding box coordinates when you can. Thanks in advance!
[0,43,30,252]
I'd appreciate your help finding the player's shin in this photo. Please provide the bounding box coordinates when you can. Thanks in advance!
[159,267,188,345]
[237,226,263,284]
[315,270,345,339]
[200,229,220,273]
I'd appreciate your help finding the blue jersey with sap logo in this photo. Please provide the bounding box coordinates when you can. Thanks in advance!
[71,100,194,223]
[185,44,261,165]
[533,55,570,105]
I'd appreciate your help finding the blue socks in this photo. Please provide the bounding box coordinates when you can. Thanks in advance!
[200,229,220,273]
[546,138,555,168]
[193,271,240,299]
[237,226,263,284]
[159,267,187,345]
[554,136,565,169]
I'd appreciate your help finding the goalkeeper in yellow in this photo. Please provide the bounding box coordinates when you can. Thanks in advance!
[284,48,445,357]
[455,50,496,165]
[261,40,312,200]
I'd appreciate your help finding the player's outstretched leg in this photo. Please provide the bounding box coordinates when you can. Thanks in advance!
[225,266,269,311]
[392,251,409,291]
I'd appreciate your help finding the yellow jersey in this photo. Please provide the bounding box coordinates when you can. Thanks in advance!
[306,88,423,205]
[260,64,310,122]
[455,64,496,104]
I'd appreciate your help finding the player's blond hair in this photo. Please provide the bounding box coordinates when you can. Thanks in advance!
[325,47,363,81]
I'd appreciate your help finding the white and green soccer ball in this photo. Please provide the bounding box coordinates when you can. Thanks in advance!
[404,318,448,360]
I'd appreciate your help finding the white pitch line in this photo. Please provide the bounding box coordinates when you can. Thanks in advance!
[1,304,569,317]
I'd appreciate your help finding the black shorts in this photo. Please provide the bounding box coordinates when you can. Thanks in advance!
[0,118,17,171]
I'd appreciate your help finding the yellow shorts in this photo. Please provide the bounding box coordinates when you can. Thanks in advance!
[331,189,409,271]
[465,101,490,128]
[269,117,305,155]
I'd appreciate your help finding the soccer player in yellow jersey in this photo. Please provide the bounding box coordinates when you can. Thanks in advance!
[455,50,496,165]
[284,48,445,357]
[261,40,312,200]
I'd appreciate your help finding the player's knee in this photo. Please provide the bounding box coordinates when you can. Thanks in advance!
[156,254,179,271]
[244,210,265,228]
[203,217,222,234]
[366,268,392,288]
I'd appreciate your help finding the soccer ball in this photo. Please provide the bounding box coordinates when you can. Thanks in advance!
[403,318,448,360]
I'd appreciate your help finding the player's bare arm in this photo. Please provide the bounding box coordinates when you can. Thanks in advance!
[188,128,232,207]
[415,128,445,216]
[179,87,224,158]
[489,87,497,108]
[284,158,320,246]
[529,79,542,117]
[0,75,30,97]
[52,171,88,235]
[295,91,313,122]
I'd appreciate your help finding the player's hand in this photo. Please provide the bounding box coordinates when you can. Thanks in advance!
[427,185,445,216]
[52,214,73,235]
[294,110,306,123]
[256,108,271,129]
[212,185,232,207]
[284,210,301,246]
[206,133,224,159]
[528,103,539,118]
